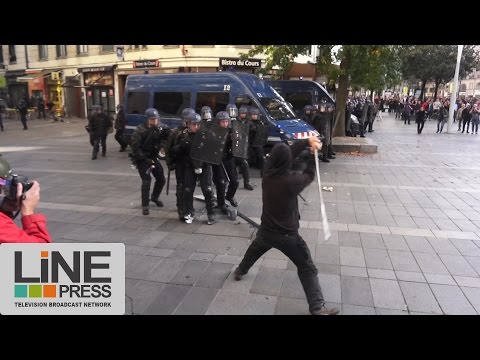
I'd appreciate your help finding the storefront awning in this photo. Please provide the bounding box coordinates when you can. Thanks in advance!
[16,69,54,82]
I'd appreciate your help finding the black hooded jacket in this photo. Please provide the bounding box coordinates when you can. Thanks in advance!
[261,139,315,234]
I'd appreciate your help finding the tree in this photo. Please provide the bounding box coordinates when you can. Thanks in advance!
[246,45,402,137]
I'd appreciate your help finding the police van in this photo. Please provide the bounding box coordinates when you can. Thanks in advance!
[266,80,335,116]
[123,72,319,157]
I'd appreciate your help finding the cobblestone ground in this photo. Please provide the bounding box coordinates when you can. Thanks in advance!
[1,112,480,315]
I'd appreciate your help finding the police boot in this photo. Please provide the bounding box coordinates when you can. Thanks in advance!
[207,213,216,225]
[328,144,336,156]
[142,207,149,216]
[225,195,238,207]
[322,154,330,163]
[150,198,164,207]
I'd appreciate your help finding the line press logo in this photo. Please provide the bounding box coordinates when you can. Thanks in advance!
[0,243,125,315]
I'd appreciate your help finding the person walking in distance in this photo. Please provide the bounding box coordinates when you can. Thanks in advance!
[88,105,112,159]
[233,136,339,315]
[130,108,169,216]
[114,104,128,152]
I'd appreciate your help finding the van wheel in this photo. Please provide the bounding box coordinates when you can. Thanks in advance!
[158,145,167,160]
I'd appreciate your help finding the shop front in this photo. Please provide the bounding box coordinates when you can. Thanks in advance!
[5,70,27,108]
[80,66,115,119]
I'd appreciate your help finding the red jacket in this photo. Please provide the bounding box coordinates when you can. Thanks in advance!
[0,212,52,243]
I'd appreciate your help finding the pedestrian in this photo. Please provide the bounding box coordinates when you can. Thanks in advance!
[114,104,128,152]
[37,98,46,119]
[130,108,169,216]
[416,104,426,134]
[87,105,112,159]
[0,109,4,131]
[17,97,28,130]
[233,136,339,315]
[0,155,52,243]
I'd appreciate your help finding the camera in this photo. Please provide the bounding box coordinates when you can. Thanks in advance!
[2,173,33,200]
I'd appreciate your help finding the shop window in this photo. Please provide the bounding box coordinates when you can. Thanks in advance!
[195,92,229,115]
[129,45,148,50]
[38,45,48,60]
[153,92,191,117]
[127,91,149,115]
[56,45,67,58]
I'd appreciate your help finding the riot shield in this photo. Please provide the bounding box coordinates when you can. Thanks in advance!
[190,122,229,165]
[252,122,269,147]
[231,120,249,159]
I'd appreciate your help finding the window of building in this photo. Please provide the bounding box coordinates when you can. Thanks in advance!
[101,45,114,52]
[469,83,474,90]
[153,92,191,117]
[476,82,480,90]
[9,45,16,63]
[38,45,48,60]
[127,92,149,115]
[195,92,230,115]
[76,45,88,54]
[56,45,67,58]
[460,84,466,92]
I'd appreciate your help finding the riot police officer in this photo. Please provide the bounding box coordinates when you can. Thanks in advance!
[212,111,239,208]
[236,105,253,190]
[88,105,112,160]
[312,102,331,163]
[248,107,267,176]
[130,108,169,216]
[302,105,314,125]
[173,113,216,224]
[165,107,195,221]
[201,106,213,122]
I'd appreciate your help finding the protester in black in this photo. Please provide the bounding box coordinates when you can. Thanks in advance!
[233,136,339,315]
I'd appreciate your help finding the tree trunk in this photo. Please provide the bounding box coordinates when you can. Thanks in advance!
[333,57,349,137]
[433,79,440,101]
[420,80,426,101]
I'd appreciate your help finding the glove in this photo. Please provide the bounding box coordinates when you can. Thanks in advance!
[194,168,203,175]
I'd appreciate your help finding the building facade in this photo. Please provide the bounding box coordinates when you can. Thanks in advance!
[0,45,264,118]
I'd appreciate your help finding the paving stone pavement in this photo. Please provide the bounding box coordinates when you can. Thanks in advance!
[2,112,480,315]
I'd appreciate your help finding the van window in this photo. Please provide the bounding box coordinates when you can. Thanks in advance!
[285,92,312,111]
[153,92,191,117]
[127,92,149,114]
[195,92,229,115]
[258,98,296,120]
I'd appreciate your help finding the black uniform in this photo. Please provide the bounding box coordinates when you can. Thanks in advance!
[130,122,169,208]
[88,111,112,159]
[114,107,127,151]
[248,117,267,176]
[235,140,335,315]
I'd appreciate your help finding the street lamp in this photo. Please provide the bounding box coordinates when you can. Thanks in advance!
[447,45,463,133]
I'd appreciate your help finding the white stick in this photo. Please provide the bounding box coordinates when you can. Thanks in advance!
[314,148,331,242]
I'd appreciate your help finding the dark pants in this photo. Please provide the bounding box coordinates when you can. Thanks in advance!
[183,165,215,217]
[212,164,226,207]
[114,129,127,150]
[38,108,46,119]
[417,120,425,134]
[137,160,165,207]
[20,113,28,129]
[91,134,107,158]
[0,114,3,131]
[236,157,250,186]
[251,146,264,176]
[237,229,325,313]
[175,164,185,218]
[222,157,238,200]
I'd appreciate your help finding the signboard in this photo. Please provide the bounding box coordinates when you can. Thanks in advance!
[133,59,160,68]
[219,58,262,68]
[79,66,113,73]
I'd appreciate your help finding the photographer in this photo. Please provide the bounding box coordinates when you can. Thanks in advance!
[0,156,52,243]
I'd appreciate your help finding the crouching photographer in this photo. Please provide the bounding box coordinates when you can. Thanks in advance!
[0,155,52,243]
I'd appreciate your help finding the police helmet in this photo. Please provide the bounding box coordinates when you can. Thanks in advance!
[186,112,201,124]
[226,104,238,118]
[0,156,11,179]
[215,111,230,125]
[182,108,195,121]
[145,108,160,119]
[201,106,212,121]
[248,107,260,120]
[239,106,248,117]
